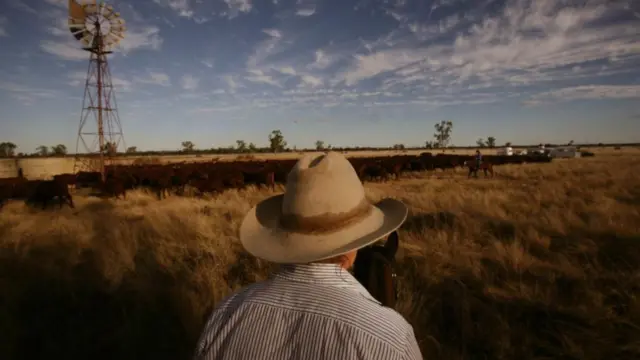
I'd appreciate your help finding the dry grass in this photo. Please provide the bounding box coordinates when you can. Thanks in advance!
[1,151,640,359]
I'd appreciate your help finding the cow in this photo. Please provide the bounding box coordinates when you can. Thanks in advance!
[26,178,75,209]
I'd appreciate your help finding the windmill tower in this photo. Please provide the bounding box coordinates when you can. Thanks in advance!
[68,0,126,182]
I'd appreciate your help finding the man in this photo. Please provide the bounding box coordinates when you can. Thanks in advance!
[194,152,422,360]
[475,149,482,169]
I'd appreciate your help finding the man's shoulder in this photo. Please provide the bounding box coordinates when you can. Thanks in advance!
[213,279,411,329]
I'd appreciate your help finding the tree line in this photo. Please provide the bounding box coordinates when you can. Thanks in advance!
[0,123,593,159]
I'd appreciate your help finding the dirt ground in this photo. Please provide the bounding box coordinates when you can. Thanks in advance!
[0,148,639,359]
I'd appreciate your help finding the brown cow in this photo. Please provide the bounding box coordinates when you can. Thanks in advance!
[464,159,494,178]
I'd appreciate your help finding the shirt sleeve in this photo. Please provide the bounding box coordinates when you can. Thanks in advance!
[402,326,423,360]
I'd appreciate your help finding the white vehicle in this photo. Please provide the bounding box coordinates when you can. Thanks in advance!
[496,146,513,156]
[549,146,581,158]
[528,148,545,155]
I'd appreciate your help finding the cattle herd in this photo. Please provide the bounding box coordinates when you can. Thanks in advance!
[0,152,553,210]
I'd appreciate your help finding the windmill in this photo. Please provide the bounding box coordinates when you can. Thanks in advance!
[68,0,126,182]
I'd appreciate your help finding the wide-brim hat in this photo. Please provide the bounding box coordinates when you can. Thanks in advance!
[239,152,408,264]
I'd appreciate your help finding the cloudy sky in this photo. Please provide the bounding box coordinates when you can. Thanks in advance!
[0,0,639,152]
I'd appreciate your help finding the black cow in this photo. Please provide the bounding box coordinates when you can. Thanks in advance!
[27,179,75,209]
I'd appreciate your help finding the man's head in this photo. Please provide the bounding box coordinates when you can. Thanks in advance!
[239,151,408,264]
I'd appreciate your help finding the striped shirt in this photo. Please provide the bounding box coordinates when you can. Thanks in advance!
[194,263,423,360]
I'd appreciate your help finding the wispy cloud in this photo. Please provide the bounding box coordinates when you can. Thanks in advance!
[40,40,88,60]
[223,75,242,93]
[134,72,171,87]
[224,0,253,19]
[201,59,214,68]
[118,26,164,53]
[0,16,8,37]
[153,0,194,18]
[67,71,133,92]
[296,1,316,17]
[524,85,640,106]
[0,81,60,105]
[307,49,334,70]
[245,69,281,87]
[246,28,287,70]
[8,0,37,14]
[42,0,67,6]
[181,74,200,90]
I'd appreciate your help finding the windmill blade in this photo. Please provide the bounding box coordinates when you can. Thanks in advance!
[81,32,95,47]
[71,27,86,35]
[72,28,87,41]
[68,0,87,40]
[68,0,87,22]
[83,3,98,14]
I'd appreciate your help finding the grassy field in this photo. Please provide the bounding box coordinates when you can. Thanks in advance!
[1,149,639,359]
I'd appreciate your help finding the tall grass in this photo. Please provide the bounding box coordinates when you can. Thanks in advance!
[1,151,639,359]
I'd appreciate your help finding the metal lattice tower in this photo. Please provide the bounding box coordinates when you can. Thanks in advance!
[68,0,127,182]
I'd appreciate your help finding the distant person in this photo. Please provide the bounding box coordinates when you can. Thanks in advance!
[193,152,422,360]
[17,167,24,178]
[475,149,483,168]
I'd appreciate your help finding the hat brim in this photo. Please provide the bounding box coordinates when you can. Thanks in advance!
[239,195,408,264]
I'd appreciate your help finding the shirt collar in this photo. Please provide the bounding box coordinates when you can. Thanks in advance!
[273,263,380,305]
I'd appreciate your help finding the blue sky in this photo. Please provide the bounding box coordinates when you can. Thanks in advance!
[0,0,639,153]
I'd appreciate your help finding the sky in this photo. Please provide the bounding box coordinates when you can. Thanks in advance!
[0,0,639,153]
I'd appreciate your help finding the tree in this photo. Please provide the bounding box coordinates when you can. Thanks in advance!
[268,130,287,153]
[425,141,435,149]
[181,141,195,152]
[433,120,453,148]
[505,142,512,147]
[568,140,574,146]
[50,144,67,155]
[0,142,17,157]
[315,140,325,151]
[393,144,405,150]
[36,145,49,156]
[486,136,496,148]
[476,138,486,147]
[126,146,137,153]
[236,140,247,153]
[248,143,257,153]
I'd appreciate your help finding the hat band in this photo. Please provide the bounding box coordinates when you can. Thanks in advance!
[279,200,373,235]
